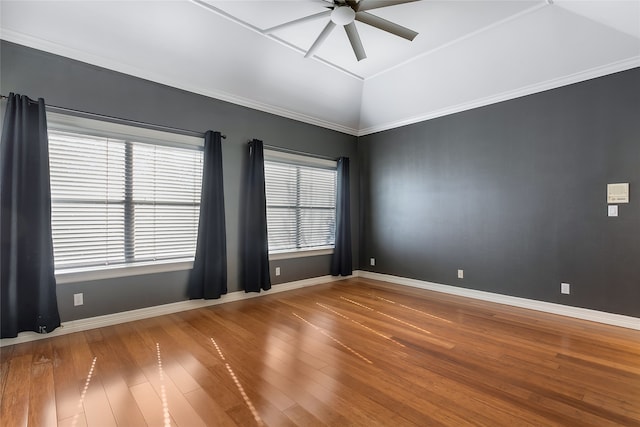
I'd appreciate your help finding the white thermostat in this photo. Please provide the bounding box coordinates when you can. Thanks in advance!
[607,183,629,204]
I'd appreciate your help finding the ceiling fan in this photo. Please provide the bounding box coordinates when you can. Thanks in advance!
[263,0,421,61]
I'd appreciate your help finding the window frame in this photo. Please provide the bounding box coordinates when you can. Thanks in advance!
[263,149,337,260]
[47,112,204,284]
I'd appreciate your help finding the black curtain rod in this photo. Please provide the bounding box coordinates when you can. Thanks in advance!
[248,140,338,162]
[0,94,226,139]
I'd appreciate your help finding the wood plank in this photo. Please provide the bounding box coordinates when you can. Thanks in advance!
[58,413,88,427]
[183,387,240,427]
[282,404,325,427]
[125,321,208,427]
[86,335,146,426]
[68,332,117,427]
[82,376,117,427]
[0,354,32,427]
[27,338,57,426]
[51,336,83,422]
[130,381,175,427]
[0,344,15,407]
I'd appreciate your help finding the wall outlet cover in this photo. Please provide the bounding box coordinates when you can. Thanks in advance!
[275,267,281,276]
[561,283,570,295]
[370,258,375,266]
[74,293,84,306]
[457,269,464,279]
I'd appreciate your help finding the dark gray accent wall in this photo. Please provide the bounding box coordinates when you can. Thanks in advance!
[1,41,359,321]
[359,68,640,317]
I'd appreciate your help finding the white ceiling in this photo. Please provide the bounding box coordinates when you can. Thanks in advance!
[1,0,639,136]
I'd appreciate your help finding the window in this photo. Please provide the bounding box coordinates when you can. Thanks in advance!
[264,150,337,255]
[47,113,203,275]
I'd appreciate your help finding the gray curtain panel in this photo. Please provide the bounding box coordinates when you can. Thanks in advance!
[188,131,227,299]
[1,93,61,338]
[241,139,271,293]
[331,157,352,276]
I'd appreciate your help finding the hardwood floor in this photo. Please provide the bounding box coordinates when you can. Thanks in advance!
[1,278,639,426]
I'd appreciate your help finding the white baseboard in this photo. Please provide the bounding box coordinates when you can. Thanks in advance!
[0,273,355,347]
[5,270,636,347]
[358,271,640,331]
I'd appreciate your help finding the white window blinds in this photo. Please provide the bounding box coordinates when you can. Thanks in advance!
[49,131,127,269]
[48,121,203,272]
[264,151,336,253]
[130,143,202,262]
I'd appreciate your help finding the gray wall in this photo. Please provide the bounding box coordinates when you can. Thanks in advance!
[3,40,638,322]
[359,68,640,317]
[1,41,359,321]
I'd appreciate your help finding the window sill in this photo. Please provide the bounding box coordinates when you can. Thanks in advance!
[55,259,194,284]
[269,247,334,261]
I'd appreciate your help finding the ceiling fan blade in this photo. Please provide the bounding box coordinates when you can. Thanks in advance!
[356,0,421,12]
[305,20,337,58]
[355,11,418,41]
[344,22,366,61]
[312,0,335,7]
[263,10,332,34]
[345,0,359,9]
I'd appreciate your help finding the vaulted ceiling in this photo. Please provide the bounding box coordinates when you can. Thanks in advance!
[2,0,639,135]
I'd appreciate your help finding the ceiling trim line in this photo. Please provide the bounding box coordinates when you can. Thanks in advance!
[0,30,360,136]
[189,0,364,81]
[357,56,640,136]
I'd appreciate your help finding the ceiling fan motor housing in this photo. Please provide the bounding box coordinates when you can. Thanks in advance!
[331,6,356,25]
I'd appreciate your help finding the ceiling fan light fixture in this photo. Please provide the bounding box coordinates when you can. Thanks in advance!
[275,0,420,61]
[331,6,356,26]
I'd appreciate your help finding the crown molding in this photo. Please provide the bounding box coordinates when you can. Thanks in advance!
[0,30,360,136]
[3,29,637,139]
[357,56,640,136]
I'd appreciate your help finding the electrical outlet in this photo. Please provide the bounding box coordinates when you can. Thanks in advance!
[561,283,570,295]
[74,293,84,306]
[457,269,464,279]
[275,267,281,276]
[370,258,375,266]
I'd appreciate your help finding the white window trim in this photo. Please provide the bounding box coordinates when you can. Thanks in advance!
[263,149,337,257]
[47,112,203,149]
[55,259,194,284]
[269,247,334,260]
[264,149,336,169]
[48,112,203,280]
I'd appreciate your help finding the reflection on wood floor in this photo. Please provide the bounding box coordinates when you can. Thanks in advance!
[2,278,640,426]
